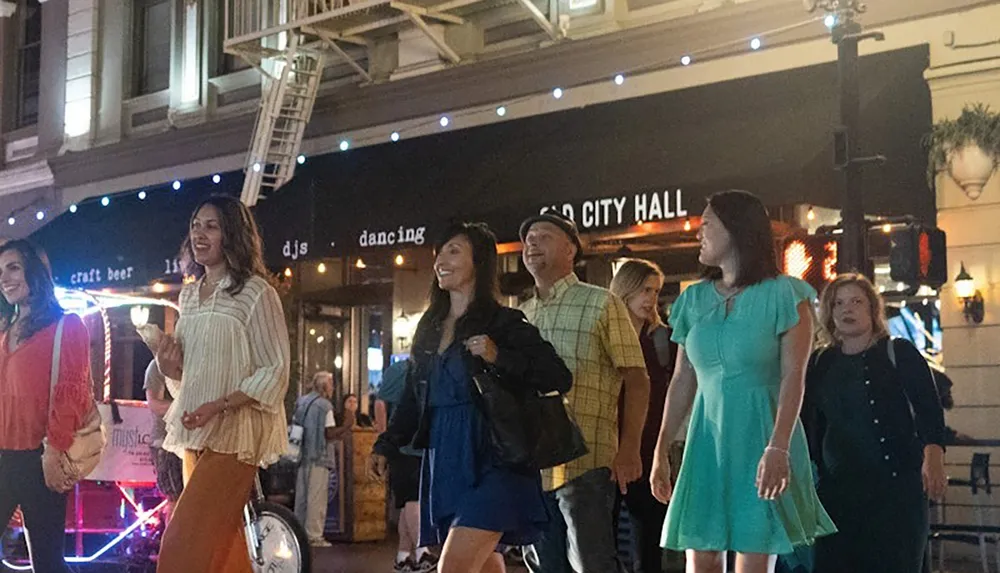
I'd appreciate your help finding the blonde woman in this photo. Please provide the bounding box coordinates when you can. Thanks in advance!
[610,259,677,573]
[155,196,290,573]
[803,273,946,573]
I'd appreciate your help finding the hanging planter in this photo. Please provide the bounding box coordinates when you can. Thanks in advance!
[924,104,1000,200]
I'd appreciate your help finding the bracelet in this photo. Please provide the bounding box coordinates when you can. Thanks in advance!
[765,445,789,456]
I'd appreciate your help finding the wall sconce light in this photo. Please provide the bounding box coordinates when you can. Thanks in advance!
[954,262,985,324]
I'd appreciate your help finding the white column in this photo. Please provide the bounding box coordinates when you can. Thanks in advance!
[925,1,1000,541]
[63,0,99,146]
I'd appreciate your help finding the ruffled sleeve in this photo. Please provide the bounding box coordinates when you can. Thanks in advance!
[46,314,96,452]
[668,282,697,345]
[237,284,290,413]
[774,275,817,336]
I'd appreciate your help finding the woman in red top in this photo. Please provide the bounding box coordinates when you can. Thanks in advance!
[0,240,94,573]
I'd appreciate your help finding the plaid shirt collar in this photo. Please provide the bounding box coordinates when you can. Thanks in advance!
[534,272,579,303]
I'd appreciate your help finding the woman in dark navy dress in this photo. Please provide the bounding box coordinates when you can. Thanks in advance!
[370,222,572,573]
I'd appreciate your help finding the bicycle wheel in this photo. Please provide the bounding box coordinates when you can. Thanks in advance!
[248,500,312,573]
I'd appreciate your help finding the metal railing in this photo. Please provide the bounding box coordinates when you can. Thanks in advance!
[225,0,348,43]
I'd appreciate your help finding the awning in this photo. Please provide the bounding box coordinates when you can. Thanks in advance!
[278,45,931,258]
[31,176,242,290]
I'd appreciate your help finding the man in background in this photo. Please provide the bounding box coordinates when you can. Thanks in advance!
[293,371,338,548]
[145,360,183,516]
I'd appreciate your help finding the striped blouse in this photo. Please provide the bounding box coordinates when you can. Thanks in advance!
[161,274,290,468]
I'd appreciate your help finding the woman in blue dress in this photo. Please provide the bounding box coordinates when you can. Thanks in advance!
[370,222,572,573]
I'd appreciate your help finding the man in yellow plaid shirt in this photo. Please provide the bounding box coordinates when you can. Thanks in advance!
[518,211,650,573]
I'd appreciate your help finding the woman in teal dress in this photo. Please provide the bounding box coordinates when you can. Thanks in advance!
[649,190,836,573]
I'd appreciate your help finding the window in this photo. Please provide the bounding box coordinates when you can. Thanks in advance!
[214,9,250,77]
[133,0,171,95]
[16,0,42,127]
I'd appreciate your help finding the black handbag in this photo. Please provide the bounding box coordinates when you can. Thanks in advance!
[472,369,588,470]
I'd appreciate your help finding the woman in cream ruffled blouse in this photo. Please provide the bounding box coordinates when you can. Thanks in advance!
[155,195,290,573]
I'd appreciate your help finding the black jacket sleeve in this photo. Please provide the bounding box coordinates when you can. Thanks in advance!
[490,308,573,394]
[801,349,827,467]
[893,339,947,448]
[373,362,420,458]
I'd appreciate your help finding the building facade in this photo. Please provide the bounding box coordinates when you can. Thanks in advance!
[3,0,998,534]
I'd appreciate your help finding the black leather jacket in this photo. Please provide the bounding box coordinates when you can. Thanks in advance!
[373,302,572,465]
[803,337,946,480]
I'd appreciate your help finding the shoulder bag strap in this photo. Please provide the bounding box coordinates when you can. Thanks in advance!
[296,395,322,425]
[48,316,67,416]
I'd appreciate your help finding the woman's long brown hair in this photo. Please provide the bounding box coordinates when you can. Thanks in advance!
[179,195,270,295]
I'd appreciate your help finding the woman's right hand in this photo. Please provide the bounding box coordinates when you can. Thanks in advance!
[367,453,388,482]
[156,335,184,380]
[650,455,673,504]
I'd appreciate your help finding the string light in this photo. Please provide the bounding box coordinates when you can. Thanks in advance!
[395,254,405,266]
[35,211,44,221]
[256,17,820,155]
[101,197,110,207]
[297,154,306,164]
[882,223,892,234]
[172,181,181,191]
[69,204,78,213]
[138,191,147,200]
[252,163,261,172]
[7,217,14,226]
[355,258,367,269]
[317,262,327,273]
[683,217,692,232]
[824,14,836,28]
[283,267,293,278]
[339,140,350,151]
[212,174,221,183]
[806,206,816,221]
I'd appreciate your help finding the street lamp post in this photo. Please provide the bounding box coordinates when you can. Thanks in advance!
[806,0,884,279]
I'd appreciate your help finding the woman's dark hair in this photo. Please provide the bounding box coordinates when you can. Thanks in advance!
[701,190,779,287]
[411,222,500,352]
[179,195,270,295]
[337,393,371,427]
[0,240,64,341]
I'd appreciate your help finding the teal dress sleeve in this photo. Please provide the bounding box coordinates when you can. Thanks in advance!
[668,282,699,344]
[773,275,817,336]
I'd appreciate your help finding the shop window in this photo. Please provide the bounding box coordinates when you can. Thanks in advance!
[132,0,172,95]
[16,0,42,127]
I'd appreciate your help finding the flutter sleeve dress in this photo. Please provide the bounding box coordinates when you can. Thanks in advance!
[661,275,836,555]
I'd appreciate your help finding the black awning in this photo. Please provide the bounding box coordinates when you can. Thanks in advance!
[295,45,930,256]
[31,176,242,290]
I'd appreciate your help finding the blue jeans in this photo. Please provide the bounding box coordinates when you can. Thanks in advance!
[523,467,621,573]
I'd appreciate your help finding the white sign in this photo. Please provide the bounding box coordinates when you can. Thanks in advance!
[86,403,156,483]
[359,225,426,247]
[69,266,136,286]
[540,189,688,230]
[283,239,310,261]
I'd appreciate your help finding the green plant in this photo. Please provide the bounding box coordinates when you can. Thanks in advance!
[923,103,1000,188]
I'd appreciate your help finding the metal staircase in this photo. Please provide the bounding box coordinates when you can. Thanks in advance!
[241,33,324,206]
